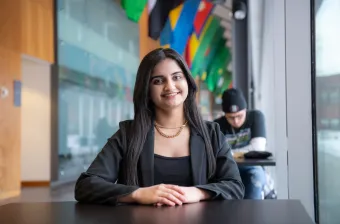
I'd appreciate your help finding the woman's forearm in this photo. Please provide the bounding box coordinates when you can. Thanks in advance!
[117,189,139,203]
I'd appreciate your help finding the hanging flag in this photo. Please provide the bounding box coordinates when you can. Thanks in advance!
[148,0,184,40]
[121,0,147,22]
[188,16,223,76]
[160,0,201,55]
[195,28,225,78]
[205,46,231,92]
[185,0,215,68]
[193,0,214,34]
[214,71,232,96]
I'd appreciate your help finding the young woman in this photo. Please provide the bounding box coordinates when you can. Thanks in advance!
[75,48,244,206]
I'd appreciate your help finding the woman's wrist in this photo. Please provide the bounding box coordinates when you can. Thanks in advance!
[131,188,140,201]
[194,187,211,201]
[118,188,140,203]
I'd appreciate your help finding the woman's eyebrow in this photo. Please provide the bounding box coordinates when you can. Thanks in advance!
[150,75,164,81]
[150,71,183,81]
[171,71,183,75]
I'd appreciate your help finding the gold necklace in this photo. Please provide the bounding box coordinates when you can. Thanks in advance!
[154,121,188,129]
[154,121,188,138]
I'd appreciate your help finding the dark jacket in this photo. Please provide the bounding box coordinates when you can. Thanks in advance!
[74,120,244,205]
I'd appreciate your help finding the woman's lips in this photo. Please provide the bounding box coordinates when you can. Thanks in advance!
[162,92,180,97]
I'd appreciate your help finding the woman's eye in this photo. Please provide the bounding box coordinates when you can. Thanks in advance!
[152,78,163,84]
[173,75,182,80]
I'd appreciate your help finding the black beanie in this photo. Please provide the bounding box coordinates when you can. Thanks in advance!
[222,88,247,113]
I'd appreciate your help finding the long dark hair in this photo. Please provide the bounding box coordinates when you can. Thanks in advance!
[124,48,216,185]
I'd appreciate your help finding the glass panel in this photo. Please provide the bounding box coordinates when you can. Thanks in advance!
[56,0,139,180]
[314,0,340,223]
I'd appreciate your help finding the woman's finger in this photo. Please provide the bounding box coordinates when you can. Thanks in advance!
[160,192,183,205]
[164,188,186,202]
[165,185,185,195]
[158,197,176,206]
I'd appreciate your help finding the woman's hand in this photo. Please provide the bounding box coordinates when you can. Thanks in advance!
[132,184,186,206]
[155,187,211,206]
[180,187,209,203]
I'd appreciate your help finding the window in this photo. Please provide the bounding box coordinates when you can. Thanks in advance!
[56,0,139,180]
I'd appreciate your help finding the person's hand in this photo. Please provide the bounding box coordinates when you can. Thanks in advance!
[132,184,186,206]
[180,187,210,203]
[233,151,244,158]
[155,187,210,206]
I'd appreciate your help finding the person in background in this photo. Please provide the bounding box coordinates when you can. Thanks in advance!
[214,88,266,199]
[74,48,244,206]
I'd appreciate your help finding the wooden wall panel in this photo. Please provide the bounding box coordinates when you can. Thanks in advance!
[0,0,22,200]
[139,7,160,60]
[21,0,54,63]
[0,0,22,52]
[0,48,21,200]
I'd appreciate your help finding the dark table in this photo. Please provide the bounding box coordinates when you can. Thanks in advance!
[235,157,276,166]
[0,200,313,224]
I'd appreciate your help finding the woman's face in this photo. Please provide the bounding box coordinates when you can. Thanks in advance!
[149,58,189,110]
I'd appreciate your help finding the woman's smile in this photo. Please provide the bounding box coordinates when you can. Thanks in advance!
[161,91,181,98]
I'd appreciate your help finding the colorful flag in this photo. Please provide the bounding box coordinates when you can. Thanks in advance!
[214,71,232,96]
[188,16,223,76]
[121,0,147,22]
[148,0,184,40]
[196,28,225,78]
[185,0,215,68]
[205,46,231,92]
[160,0,201,55]
[193,0,215,35]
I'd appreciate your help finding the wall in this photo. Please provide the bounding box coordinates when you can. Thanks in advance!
[0,0,54,198]
[0,0,23,200]
[139,7,160,60]
[255,0,314,220]
[285,0,314,219]
[251,0,288,199]
[21,0,54,63]
[21,56,51,182]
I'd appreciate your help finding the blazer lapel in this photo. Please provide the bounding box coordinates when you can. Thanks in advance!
[190,129,207,185]
[138,125,154,187]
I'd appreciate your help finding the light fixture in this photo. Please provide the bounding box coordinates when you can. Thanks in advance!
[232,1,247,20]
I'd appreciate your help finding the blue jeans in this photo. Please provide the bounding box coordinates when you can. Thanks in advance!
[239,166,266,199]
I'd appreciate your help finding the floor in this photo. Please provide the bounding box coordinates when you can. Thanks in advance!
[0,183,75,206]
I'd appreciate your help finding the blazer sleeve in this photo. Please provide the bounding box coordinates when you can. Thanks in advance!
[74,122,139,205]
[195,127,245,200]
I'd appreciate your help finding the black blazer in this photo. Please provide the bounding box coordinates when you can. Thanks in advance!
[74,120,244,205]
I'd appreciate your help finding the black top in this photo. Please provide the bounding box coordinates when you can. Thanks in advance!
[0,201,314,224]
[214,110,266,149]
[74,120,244,205]
[154,154,193,186]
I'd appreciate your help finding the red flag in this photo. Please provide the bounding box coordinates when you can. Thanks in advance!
[193,0,214,35]
[185,0,215,69]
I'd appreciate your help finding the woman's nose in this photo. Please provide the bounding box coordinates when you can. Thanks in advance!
[164,79,176,90]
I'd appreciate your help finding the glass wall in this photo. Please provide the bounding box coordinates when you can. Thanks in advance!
[56,0,139,180]
[314,0,340,223]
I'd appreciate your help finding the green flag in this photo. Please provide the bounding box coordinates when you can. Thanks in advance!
[214,71,232,96]
[199,36,226,80]
[190,17,222,76]
[121,0,147,22]
[205,46,231,92]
